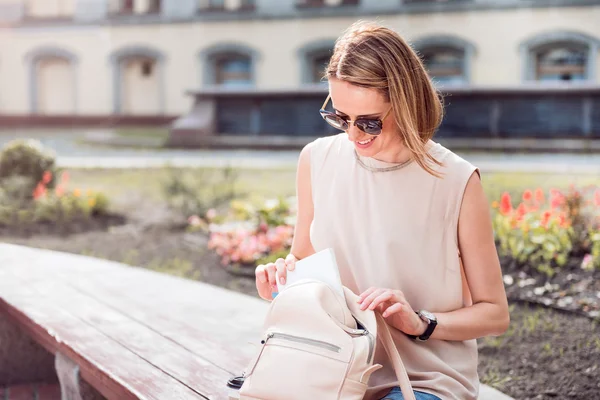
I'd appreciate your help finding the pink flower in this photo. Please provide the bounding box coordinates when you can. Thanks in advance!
[188,215,202,226]
[550,189,564,210]
[581,254,593,270]
[205,208,217,221]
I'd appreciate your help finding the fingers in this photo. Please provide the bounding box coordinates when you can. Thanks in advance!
[255,264,268,284]
[255,262,278,301]
[382,303,403,318]
[285,253,297,271]
[357,287,378,303]
[266,263,277,286]
[359,288,387,310]
[275,258,287,285]
[366,291,395,311]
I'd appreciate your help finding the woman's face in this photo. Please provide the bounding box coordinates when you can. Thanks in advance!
[328,78,403,161]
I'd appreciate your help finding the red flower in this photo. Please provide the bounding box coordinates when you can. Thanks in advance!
[61,171,70,184]
[522,190,533,202]
[500,192,512,216]
[535,188,545,203]
[55,185,65,197]
[595,189,600,207]
[550,189,564,210]
[42,171,52,184]
[541,210,552,227]
[32,182,47,200]
[557,214,567,227]
[516,203,527,221]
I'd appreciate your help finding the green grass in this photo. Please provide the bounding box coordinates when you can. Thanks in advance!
[483,172,600,202]
[114,128,170,141]
[69,167,296,199]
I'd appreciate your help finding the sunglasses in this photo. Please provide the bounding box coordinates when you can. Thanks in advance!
[319,94,392,136]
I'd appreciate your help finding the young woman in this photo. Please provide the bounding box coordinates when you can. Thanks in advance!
[254,21,509,400]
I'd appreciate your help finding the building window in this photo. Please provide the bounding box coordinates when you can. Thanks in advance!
[521,31,599,83]
[141,60,154,77]
[148,0,161,13]
[109,0,161,15]
[296,0,359,7]
[534,45,587,82]
[25,0,75,19]
[215,56,252,86]
[413,35,475,85]
[311,54,330,83]
[298,40,335,84]
[420,47,466,84]
[199,0,255,11]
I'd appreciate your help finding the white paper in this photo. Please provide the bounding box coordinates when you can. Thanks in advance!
[276,248,345,300]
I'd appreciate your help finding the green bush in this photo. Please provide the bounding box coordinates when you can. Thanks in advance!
[162,166,239,219]
[0,139,57,193]
[0,175,36,206]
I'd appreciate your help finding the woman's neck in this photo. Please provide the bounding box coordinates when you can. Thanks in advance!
[372,143,414,164]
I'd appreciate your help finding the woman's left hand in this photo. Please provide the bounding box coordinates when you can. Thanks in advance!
[357,287,427,337]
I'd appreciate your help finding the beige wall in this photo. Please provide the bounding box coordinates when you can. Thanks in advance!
[0,5,599,116]
[27,0,75,18]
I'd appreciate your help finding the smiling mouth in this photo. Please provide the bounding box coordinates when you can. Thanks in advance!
[357,137,375,145]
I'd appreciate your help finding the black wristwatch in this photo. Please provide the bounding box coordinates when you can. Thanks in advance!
[406,310,437,341]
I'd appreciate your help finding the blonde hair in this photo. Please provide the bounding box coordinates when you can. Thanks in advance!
[326,21,444,176]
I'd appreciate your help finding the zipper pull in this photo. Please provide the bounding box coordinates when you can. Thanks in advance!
[261,332,274,344]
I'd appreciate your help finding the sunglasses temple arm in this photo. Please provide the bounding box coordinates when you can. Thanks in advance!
[321,94,331,110]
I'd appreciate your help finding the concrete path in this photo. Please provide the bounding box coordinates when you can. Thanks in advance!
[53,150,600,175]
[2,129,599,174]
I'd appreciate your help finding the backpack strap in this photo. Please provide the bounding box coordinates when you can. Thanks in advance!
[375,313,416,400]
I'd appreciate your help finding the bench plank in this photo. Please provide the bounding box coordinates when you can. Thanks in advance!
[0,270,213,400]
[8,246,266,370]
[0,244,268,399]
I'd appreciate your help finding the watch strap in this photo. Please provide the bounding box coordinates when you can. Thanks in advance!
[406,311,437,341]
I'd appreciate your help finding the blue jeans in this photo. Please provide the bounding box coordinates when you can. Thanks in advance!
[380,386,442,400]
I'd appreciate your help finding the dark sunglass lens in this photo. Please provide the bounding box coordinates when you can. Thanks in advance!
[324,114,348,131]
[356,119,382,135]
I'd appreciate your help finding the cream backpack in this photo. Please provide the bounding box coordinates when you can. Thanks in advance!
[238,279,416,400]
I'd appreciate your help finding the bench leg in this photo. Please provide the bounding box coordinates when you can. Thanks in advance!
[0,314,57,386]
[55,352,83,400]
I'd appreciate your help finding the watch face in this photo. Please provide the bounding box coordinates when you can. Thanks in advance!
[420,310,436,322]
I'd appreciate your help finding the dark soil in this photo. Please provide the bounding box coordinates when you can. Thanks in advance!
[0,212,126,237]
[478,302,600,400]
[1,207,599,399]
[501,255,600,320]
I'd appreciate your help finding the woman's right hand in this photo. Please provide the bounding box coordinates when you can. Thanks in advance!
[255,254,297,301]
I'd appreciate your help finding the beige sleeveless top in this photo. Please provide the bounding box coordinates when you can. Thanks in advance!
[309,133,480,400]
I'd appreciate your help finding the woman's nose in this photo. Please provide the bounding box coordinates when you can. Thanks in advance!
[346,123,361,140]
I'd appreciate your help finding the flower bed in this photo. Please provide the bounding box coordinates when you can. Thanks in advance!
[0,169,123,236]
[493,186,600,318]
[188,197,295,276]
[199,186,600,318]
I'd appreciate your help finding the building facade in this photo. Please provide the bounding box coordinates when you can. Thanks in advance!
[0,0,599,138]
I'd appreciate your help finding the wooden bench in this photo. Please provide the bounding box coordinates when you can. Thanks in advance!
[0,243,513,400]
[0,243,266,400]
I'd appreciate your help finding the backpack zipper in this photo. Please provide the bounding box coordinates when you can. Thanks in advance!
[265,332,341,353]
[352,319,375,364]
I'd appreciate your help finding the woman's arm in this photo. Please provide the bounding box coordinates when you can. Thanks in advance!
[290,142,317,261]
[429,172,510,340]
[254,142,315,300]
